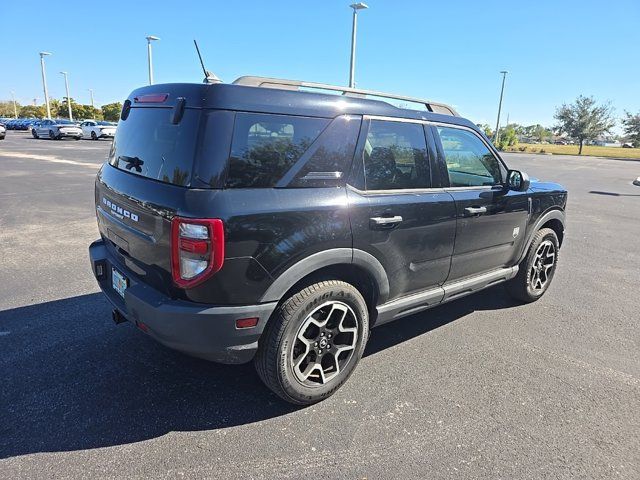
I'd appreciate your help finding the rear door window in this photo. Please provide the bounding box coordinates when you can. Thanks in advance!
[363,120,431,190]
[226,113,329,188]
[108,107,201,187]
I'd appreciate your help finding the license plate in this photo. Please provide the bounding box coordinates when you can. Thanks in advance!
[112,268,128,298]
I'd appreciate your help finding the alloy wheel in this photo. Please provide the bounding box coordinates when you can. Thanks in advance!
[529,239,556,291]
[290,301,359,387]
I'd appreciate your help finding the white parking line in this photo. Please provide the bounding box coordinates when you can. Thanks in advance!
[5,152,101,169]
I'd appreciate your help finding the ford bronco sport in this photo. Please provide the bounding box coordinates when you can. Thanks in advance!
[89,76,567,405]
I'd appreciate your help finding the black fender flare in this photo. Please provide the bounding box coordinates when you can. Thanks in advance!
[259,248,390,305]
[517,208,565,263]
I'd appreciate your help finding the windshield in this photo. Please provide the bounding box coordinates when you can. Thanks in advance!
[98,121,116,126]
[108,107,200,187]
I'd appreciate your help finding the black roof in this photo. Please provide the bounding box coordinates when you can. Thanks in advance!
[126,82,478,131]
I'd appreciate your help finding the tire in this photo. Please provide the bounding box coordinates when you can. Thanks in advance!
[91,131,97,140]
[506,228,559,303]
[32,130,38,139]
[49,130,57,140]
[74,136,81,141]
[255,280,369,405]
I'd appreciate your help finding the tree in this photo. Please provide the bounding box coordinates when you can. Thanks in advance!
[19,105,46,118]
[554,96,615,154]
[496,125,518,150]
[0,100,20,117]
[622,111,640,147]
[533,124,552,143]
[522,124,552,143]
[506,123,525,136]
[477,123,493,138]
[101,102,123,122]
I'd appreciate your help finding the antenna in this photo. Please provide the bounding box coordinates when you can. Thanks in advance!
[193,40,222,84]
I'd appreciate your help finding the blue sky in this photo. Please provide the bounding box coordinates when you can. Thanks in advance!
[2,0,639,128]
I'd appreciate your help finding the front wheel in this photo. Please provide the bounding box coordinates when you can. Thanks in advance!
[506,228,559,303]
[91,131,97,140]
[32,129,39,139]
[255,280,369,405]
[49,130,57,140]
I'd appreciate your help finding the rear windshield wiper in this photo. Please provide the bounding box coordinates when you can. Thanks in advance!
[119,155,144,173]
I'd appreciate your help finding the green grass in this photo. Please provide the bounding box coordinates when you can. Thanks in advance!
[504,143,640,159]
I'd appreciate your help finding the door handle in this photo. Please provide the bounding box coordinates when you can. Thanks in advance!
[370,215,403,229]
[464,206,487,216]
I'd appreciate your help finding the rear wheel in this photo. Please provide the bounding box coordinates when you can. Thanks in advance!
[255,280,369,405]
[49,129,57,140]
[506,228,559,303]
[32,129,38,139]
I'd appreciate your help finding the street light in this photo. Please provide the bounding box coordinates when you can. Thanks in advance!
[493,70,508,145]
[39,52,52,119]
[10,91,17,119]
[146,35,160,85]
[88,88,95,110]
[348,2,368,88]
[60,71,73,121]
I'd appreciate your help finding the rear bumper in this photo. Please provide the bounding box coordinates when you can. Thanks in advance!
[58,131,82,138]
[89,239,277,364]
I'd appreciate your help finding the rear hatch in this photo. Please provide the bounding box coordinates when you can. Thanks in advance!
[95,84,215,296]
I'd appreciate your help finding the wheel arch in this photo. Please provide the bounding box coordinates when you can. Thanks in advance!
[259,248,389,310]
[519,208,565,263]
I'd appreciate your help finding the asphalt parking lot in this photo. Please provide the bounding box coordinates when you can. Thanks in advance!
[1,131,639,479]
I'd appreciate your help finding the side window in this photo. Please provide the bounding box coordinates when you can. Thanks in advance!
[437,127,504,187]
[288,115,361,188]
[226,113,329,188]
[363,120,430,190]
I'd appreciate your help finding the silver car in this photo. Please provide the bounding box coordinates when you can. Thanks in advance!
[33,119,82,140]
[0,122,6,140]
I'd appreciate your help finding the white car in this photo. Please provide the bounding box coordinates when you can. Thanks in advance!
[0,122,6,140]
[33,119,82,140]
[81,120,117,140]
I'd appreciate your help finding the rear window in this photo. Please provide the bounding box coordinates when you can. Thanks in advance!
[108,107,201,186]
[226,113,329,188]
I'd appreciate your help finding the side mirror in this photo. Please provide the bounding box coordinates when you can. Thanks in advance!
[507,170,530,192]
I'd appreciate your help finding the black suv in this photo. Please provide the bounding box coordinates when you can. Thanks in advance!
[89,76,567,404]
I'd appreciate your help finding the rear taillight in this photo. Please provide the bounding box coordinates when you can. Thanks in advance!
[171,217,224,288]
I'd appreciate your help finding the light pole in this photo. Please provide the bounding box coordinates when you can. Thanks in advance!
[146,35,160,85]
[88,89,95,109]
[39,52,52,119]
[10,91,18,118]
[60,71,73,121]
[493,70,508,145]
[348,3,368,88]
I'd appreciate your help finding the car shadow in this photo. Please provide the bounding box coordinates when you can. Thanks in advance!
[0,286,517,459]
[589,190,640,197]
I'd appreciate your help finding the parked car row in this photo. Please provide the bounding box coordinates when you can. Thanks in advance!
[1,118,40,130]
[0,118,117,140]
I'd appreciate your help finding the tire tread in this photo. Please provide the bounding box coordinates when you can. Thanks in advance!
[506,227,558,303]
[255,280,365,404]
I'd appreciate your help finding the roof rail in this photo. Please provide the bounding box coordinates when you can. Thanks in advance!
[232,76,459,117]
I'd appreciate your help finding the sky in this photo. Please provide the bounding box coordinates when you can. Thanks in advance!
[2,0,639,128]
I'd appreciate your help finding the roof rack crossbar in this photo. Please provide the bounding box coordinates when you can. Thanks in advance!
[232,76,458,116]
